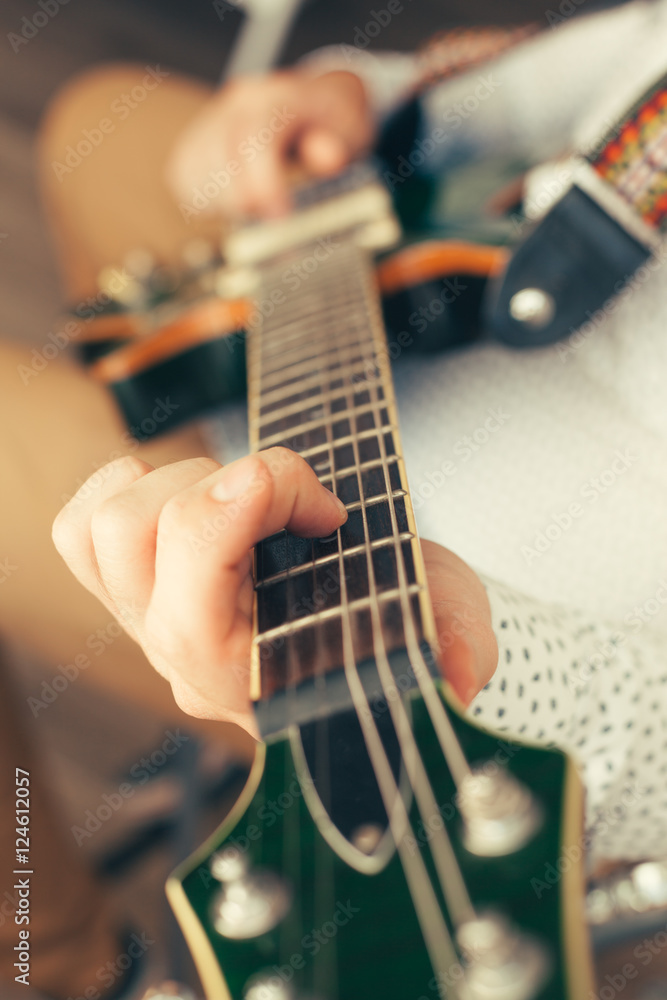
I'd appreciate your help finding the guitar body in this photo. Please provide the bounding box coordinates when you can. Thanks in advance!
[72,200,510,441]
[169,682,589,1000]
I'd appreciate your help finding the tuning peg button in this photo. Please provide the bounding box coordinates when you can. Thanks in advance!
[141,983,199,1000]
[459,767,542,856]
[209,845,292,940]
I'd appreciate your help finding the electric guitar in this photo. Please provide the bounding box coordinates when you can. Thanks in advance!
[163,167,593,1000]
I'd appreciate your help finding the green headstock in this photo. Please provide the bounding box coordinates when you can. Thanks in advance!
[167,679,592,1000]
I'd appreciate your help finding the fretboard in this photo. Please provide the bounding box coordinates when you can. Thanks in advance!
[245,233,436,735]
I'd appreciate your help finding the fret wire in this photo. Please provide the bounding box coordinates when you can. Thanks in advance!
[252,360,379,408]
[261,294,365,329]
[254,584,423,645]
[261,264,358,295]
[331,488,406,514]
[259,385,322,417]
[261,277,359,311]
[261,330,368,372]
[260,421,397,454]
[256,400,390,445]
[314,453,399,484]
[261,303,367,340]
[261,270,359,304]
[252,394,388,432]
[257,347,372,392]
[261,312,369,356]
[259,334,370,380]
[255,522,412,591]
[257,382,384,423]
[261,300,364,341]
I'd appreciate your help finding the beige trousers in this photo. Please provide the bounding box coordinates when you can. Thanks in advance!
[0,63,252,998]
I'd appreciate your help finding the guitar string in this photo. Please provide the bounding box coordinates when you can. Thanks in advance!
[331,246,475,928]
[250,310,299,970]
[246,313,270,883]
[360,255,476,788]
[283,525,303,970]
[334,477,462,982]
[257,243,476,982]
[258,256,462,956]
[313,303,339,1000]
[260,272,340,995]
[272,250,470,963]
[258,245,474,813]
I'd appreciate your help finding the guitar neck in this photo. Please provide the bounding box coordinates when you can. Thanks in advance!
[231,191,438,738]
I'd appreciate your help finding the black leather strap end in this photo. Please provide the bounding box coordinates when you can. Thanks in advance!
[486,185,652,348]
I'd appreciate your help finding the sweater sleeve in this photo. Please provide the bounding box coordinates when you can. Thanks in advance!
[470,574,667,868]
[301,1,665,172]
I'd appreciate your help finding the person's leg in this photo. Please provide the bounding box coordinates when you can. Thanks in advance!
[0,338,252,756]
[0,63,251,997]
[0,654,122,999]
[37,62,223,301]
[8,60,253,757]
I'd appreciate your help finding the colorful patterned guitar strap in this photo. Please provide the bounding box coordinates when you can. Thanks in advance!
[487,71,667,347]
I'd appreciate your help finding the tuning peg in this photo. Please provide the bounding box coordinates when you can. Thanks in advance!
[458,766,542,856]
[457,912,549,1000]
[141,982,200,1000]
[209,844,292,940]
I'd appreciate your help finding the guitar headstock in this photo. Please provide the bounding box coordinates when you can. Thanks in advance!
[167,679,593,1000]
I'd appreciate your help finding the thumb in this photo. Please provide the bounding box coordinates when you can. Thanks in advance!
[297,127,353,177]
[421,540,498,705]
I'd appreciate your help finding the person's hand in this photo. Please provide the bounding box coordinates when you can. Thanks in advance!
[52,451,497,739]
[167,69,375,220]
